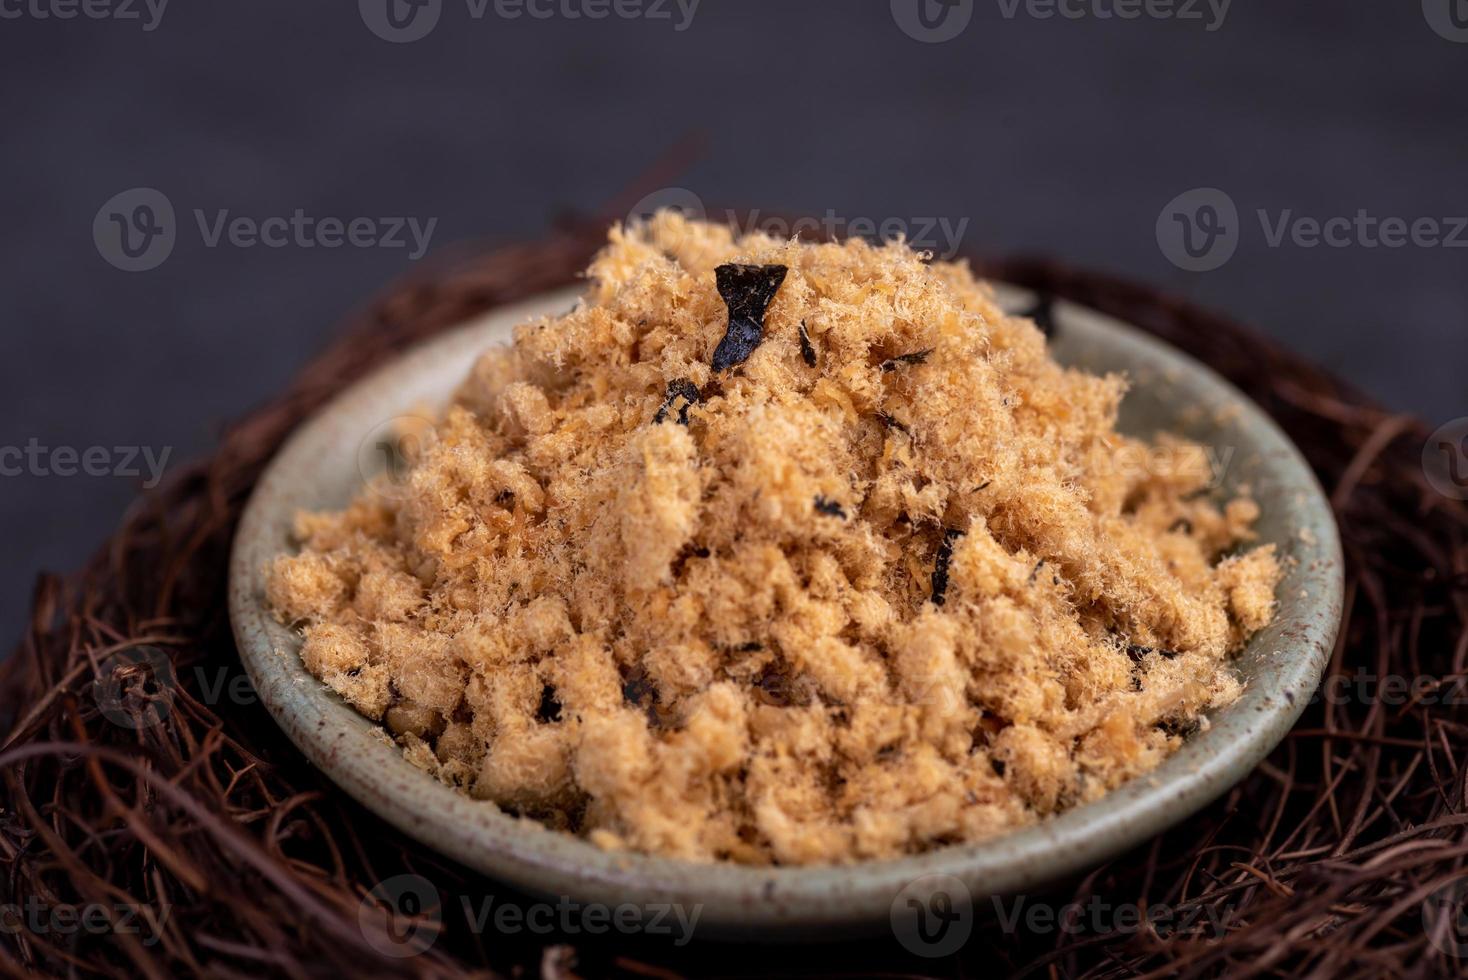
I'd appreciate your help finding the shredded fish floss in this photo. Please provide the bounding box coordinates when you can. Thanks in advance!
[268,212,1282,865]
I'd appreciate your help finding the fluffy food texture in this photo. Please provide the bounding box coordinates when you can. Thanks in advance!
[268,213,1281,865]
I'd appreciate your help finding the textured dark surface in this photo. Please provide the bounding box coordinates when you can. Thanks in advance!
[1,1,1465,650]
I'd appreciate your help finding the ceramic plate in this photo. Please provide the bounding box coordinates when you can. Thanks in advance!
[229,284,1343,938]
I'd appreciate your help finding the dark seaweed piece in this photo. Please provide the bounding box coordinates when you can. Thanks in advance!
[1157,716,1202,739]
[1028,559,1046,584]
[1169,517,1194,534]
[991,758,1007,777]
[622,672,656,707]
[536,684,562,724]
[1127,644,1179,661]
[880,349,934,372]
[653,378,701,425]
[710,263,788,372]
[876,411,910,436]
[697,378,725,402]
[621,669,666,728]
[814,496,847,519]
[798,319,817,367]
[931,527,965,606]
[668,542,711,579]
[1015,294,1058,339]
[753,664,801,708]
[973,480,992,492]
[972,714,1009,749]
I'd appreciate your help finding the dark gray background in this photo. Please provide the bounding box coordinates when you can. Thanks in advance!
[2,1,1465,652]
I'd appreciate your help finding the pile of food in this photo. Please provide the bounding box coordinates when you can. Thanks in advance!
[268,213,1280,865]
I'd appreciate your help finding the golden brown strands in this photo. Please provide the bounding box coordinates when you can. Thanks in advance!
[267,217,1280,865]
